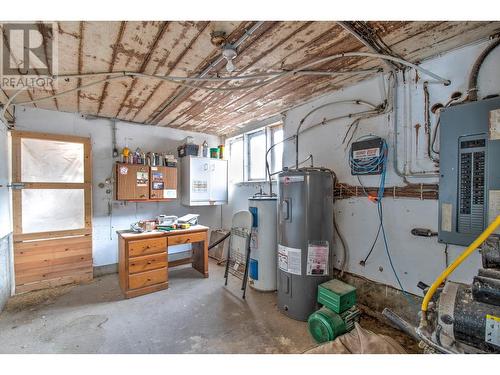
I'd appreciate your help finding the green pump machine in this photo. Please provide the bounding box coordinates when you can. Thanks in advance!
[308,279,361,343]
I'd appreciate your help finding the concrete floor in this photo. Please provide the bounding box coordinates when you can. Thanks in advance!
[0,260,417,353]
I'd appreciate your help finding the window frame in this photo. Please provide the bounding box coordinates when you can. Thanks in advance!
[246,128,267,182]
[228,135,244,183]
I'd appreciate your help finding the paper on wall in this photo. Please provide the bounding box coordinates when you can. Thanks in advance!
[490,109,500,140]
[164,189,177,199]
[278,244,301,275]
[441,203,452,232]
[136,171,148,186]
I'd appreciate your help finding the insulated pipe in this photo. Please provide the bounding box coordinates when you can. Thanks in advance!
[1,74,132,123]
[12,69,382,109]
[51,68,381,83]
[421,215,500,315]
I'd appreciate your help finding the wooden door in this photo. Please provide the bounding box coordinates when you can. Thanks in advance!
[116,163,149,200]
[11,131,93,293]
[150,166,177,200]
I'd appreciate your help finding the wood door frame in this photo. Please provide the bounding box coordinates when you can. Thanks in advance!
[11,130,92,241]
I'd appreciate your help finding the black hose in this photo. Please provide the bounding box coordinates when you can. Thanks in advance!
[423,82,439,163]
[208,232,230,251]
[468,38,500,101]
[265,135,296,195]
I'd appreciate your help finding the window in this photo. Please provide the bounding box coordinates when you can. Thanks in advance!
[247,129,266,181]
[227,124,283,183]
[228,136,244,183]
[271,126,283,175]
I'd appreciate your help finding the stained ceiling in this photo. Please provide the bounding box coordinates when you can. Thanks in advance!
[1,21,499,135]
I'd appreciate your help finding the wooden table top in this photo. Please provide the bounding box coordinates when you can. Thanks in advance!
[117,225,209,240]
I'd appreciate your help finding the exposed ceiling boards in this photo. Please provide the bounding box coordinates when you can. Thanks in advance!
[2,21,499,135]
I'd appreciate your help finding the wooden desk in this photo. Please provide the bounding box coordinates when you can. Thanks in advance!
[117,225,209,298]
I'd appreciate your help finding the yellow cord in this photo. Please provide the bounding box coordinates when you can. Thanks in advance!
[421,215,500,312]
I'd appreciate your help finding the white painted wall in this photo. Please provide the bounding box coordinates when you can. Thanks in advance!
[13,107,222,267]
[226,39,500,295]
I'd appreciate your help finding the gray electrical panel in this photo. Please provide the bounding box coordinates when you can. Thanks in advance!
[438,97,500,246]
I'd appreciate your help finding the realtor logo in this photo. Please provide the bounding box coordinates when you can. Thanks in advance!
[0,22,57,89]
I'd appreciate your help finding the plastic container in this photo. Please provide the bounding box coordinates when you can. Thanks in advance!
[202,141,208,157]
[178,144,199,158]
[210,147,219,158]
[218,144,225,159]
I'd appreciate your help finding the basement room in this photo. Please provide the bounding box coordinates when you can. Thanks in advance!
[0,1,499,371]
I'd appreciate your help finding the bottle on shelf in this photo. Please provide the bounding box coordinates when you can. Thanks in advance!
[202,141,208,158]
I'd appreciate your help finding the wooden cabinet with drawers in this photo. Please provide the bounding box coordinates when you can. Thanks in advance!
[115,163,177,201]
[118,226,209,299]
[119,234,168,298]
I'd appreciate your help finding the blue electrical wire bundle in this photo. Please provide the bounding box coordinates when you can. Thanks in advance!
[351,137,415,305]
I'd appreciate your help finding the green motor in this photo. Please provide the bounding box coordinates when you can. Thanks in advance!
[308,306,361,343]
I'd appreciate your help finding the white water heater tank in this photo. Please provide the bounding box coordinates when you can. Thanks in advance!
[248,196,278,291]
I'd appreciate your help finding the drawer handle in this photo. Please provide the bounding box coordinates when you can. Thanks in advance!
[147,278,152,282]
[185,238,190,243]
[147,261,152,264]
[145,245,150,249]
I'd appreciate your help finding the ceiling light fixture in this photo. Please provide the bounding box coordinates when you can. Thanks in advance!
[222,44,237,73]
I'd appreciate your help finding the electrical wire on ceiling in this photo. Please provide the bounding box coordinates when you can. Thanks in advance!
[0,51,451,125]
